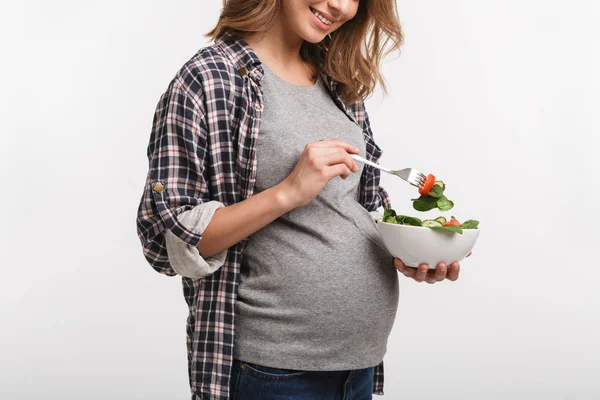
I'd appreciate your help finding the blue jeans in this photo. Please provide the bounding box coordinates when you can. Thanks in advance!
[229,359,374,400]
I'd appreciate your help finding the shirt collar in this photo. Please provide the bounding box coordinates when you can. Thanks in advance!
[214,35,348,109]
[215,34,265,83]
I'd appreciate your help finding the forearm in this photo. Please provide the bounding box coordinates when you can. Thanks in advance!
[197,182,295,258]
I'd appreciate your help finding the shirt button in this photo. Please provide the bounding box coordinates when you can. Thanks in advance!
[254,103,263,111]
[153,182,165,193]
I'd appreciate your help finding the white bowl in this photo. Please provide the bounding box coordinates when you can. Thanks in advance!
[376,220,480,269]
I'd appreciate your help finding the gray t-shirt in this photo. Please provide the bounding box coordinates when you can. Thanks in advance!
[234,64,399,370]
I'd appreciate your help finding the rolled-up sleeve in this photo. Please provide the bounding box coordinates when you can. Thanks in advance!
[136,77,216,276]
[164,201,227,278]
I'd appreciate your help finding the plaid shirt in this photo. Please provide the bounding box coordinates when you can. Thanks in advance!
[136,36,392,399]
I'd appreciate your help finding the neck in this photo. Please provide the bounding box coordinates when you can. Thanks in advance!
[244,19,305,69]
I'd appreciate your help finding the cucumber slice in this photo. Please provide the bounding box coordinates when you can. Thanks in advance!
[422,219,443,228]
[435,217,447,225]
[434,180,445,190]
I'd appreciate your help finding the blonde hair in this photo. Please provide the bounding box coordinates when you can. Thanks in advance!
[207,0,403,104]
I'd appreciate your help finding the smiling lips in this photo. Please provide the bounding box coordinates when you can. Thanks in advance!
[310,7,335,26]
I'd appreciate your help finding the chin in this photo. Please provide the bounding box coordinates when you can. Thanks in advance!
[300,30,329,44]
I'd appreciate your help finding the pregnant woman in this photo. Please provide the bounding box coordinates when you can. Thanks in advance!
[136,1,461,399]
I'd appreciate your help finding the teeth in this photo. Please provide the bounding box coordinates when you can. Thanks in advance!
[312,9,333,25]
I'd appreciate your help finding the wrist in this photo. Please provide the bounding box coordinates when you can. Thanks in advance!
[272,181,298,213]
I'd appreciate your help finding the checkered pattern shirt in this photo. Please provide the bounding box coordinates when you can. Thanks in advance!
[136,36,392,399]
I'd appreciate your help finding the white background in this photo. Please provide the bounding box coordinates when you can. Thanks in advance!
[1,1,598,399]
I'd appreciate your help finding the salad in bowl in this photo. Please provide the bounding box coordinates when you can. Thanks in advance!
[376,175,480,268]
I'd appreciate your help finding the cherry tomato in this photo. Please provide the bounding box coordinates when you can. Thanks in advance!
[419,174,436,195]
[444,217,460,227]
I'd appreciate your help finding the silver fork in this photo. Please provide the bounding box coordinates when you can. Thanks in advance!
[350,154,427,187]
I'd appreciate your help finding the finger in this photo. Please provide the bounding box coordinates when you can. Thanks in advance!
[306,145,358,173]
[425,271,437,284]
[308,140,360,154]
[394,258,416,278]
[306,147,344,167]
[306,148,356,176]
[467,251,472,258]
[414,264,429,283]
[320,148,357,172]
[434,262,447,282]
[393,257,404,271]
[325,163,353,180]
[307,146,355,170]
[447,262,460,281]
